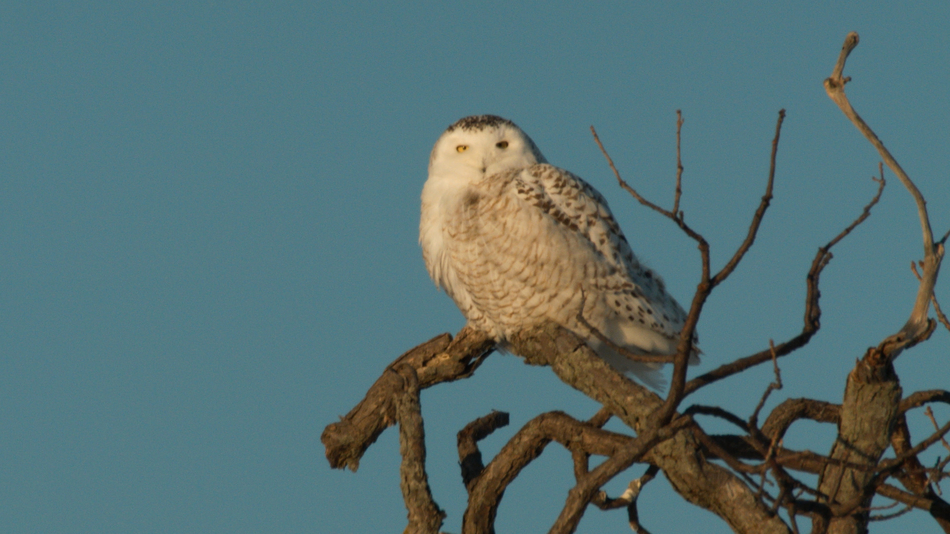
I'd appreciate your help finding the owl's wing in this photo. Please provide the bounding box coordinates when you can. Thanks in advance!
[511,163,689,340]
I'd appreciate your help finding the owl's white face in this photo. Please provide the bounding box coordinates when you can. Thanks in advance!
[428,115,546,184]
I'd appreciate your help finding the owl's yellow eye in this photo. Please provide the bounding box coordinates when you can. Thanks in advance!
[496,141,509,149]
[456,145,468,153]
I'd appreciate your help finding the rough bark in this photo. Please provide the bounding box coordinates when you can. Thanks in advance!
[322,326,494,471]
[393,364,445,534]
[817,350,901,534]
[508,323,793,534]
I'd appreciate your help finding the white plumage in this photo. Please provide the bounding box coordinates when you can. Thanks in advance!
[420,115,694,388]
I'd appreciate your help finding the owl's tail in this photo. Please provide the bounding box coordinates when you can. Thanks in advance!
[585,321,700,392]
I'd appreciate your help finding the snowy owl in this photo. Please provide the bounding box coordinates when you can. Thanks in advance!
[419,115,694,388]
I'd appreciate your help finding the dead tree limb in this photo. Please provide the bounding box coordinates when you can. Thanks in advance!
[322,326,494,471]
[824,31,946,359]
[685,172,883,396]
[457,410,510,492]
[816,352,902,534]
[592,110,786,427]
[888,416,950,533]
[322,34,948,533]
[814,31,949,534]
[508,324,793,534]
[460,410,636,534]
[393,364,446,534]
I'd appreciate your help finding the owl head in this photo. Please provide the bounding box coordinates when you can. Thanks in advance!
[428,115,547,180]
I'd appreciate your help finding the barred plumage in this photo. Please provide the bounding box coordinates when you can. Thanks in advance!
[420,115,695,388]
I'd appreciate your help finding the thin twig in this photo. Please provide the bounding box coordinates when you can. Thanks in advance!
[750,340,784,429]
[925,407,950,456]
[877,417,950,474]
[828,166,886,251]
[657,110,786,423]
[590,126,676,220]
[684,171,883,395]
[933,293,950,333]
[672,110,685,216]
[869,501,914,521]
[590,122,709,425]
[711,109,785,287]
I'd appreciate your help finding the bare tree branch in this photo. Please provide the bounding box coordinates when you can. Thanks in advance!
[912,260,950,333]
[900,390,950,414]
[393,364,446,533]
[887,415,950,533]
[549,418,689,534]
[625,466,661,534]
[685,404,751,432]
[591,110,787,430]
[457,410,509,491]
[824,33,933,253]
[876,484,950,529]
[685,172,883,395]
[323,35,948,533]
[877,417,950,475]
[507,323,793,534]
[934,292,950,333]
[711,110,784,287]
[924,406,950,457]
[824,31,946,356]
[589,123,711,411]
[461,410,637,534]
[672,110,685,216]
[322,326,494,471]
[762,398,841,442]
[749,340,784,430]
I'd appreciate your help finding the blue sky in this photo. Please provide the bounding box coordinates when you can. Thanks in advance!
[2,2,948,533]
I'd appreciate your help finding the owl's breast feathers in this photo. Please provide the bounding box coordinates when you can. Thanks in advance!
[423,162,688,341]
[420,116,697,388]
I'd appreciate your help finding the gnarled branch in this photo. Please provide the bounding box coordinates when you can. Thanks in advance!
[322,326,494,471]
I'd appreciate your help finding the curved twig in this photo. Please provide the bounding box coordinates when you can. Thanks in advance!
[899,390,950,414]
[685,174,884,395]
[824,31,945,355]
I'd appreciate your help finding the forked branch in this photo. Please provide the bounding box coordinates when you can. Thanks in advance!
[322,326,494,471]
[824,31,946,355]
[684,171,884,395]
[590,110,786,424]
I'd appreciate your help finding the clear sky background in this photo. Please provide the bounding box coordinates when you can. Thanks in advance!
[2,2,948,533]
